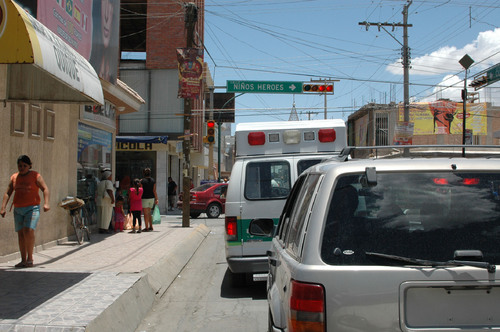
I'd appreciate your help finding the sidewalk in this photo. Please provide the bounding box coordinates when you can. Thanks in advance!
[0,211,210,332]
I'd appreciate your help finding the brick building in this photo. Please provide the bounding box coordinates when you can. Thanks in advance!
[117,0,211,212]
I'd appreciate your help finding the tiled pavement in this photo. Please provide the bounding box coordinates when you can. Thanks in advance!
[0,212,210,332]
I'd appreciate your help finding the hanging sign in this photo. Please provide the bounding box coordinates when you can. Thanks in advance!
[177,47,203,99]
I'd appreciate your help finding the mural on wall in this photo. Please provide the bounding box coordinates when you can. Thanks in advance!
[398,101,487,136]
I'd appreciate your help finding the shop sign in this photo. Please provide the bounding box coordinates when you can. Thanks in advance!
[116,142,153,151]
[82,102,116,129]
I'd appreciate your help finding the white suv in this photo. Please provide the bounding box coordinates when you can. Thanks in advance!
[252,146,500,332]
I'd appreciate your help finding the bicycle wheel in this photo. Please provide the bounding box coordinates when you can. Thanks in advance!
[72,213,84,244]
[80,207,91,241]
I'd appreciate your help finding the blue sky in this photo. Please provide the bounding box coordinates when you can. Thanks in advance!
[203,0,500,127]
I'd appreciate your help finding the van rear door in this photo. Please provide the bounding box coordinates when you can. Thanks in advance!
[240,158,292,257]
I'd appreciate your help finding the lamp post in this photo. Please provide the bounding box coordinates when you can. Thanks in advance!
[459,54,474,157]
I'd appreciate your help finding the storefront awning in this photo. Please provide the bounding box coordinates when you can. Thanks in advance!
[116,136,168,144]
[0,0,104,105]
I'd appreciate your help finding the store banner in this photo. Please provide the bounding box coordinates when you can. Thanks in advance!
[177,48,203,99]
[398,101,487,136]
[15,0,120,84]
[77,122,112,165]
[0,0,104,104]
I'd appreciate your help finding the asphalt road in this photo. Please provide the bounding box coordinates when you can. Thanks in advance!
[135,217,268,332]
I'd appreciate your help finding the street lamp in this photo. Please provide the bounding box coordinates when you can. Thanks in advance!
[459,54,474,156]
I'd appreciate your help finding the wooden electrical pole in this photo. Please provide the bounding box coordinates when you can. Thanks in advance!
[182,3,198,228]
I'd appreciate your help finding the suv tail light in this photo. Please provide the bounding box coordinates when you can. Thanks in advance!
[289,280,325,332]
[225,216,238,241]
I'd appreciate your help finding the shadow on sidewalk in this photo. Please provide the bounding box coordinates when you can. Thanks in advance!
[0,270,90,319]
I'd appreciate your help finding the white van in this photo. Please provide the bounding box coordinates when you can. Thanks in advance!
[224,119,347,285]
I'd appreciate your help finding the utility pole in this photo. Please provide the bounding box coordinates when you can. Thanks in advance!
[208,87,214,180]
[402,1,412,123]
[359,0,413,125]
[182,3,198,228]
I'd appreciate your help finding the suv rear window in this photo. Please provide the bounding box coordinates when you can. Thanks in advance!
[321,172,500,265]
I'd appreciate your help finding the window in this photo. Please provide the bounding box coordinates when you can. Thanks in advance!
[44,108,55,141]
[277,175,306,244]
[321,172,500,265]
[244,161,291,200]
[375,112,389,145]
[297,158,327,176]
[11,103,25,136]
[285,174,322,258]
[29,104,41,139]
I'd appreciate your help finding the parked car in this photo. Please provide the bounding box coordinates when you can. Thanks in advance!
[252,146,500,332]
[178,182,228,218]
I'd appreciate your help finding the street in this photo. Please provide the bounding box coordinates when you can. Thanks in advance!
[135,217,268,332]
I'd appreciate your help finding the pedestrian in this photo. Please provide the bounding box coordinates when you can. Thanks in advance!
[167,177,177,211]
[0,155,50,268]
[97,169,115,233]
[141,168,158,232]
[128,178,143,233]
[113,195,126,232]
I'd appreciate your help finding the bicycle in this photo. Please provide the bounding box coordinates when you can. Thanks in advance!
[59,197,91,244]
[80,196,97,226]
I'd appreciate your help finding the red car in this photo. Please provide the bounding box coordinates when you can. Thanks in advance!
[178,182,228,218]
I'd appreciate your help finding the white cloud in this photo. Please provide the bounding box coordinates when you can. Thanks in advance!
[387,28,500,76]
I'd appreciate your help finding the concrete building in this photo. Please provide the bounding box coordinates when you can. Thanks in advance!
[0,0,143,258]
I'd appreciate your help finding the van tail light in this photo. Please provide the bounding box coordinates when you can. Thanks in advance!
[318,129,336,143]
[191,193,197,201]
[248,132,265,145]
[225,216,238,241]
[289,280,325,332]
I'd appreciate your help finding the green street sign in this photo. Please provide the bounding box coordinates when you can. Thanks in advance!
[227,80,303,94]
[487,64,500,85]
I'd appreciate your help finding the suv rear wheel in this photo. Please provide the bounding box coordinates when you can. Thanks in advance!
[206,203,221,218]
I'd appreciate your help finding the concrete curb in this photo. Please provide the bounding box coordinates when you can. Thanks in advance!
[86,224,211,332]
[144,224,211,297]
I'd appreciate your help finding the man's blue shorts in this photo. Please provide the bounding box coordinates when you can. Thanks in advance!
[14,205,40,232]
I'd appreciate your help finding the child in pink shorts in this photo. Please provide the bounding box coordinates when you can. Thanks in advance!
[113,195,126,232]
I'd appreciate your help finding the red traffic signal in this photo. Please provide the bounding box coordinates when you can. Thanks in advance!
[206,120,216,143]
[303,83,334,94]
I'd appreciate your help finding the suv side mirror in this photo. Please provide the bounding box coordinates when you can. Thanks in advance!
[249,218,274,237]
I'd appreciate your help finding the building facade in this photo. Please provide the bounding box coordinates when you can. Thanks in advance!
[0,0,143,258]
[117,0,214,212]
[348,100,500,157]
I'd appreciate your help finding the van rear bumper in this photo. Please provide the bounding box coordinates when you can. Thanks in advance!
[227,256,269,274]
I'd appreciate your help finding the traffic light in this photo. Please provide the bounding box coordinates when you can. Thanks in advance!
[302,83,334,94]
[206,120,216,143]
[469,75,488,90]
